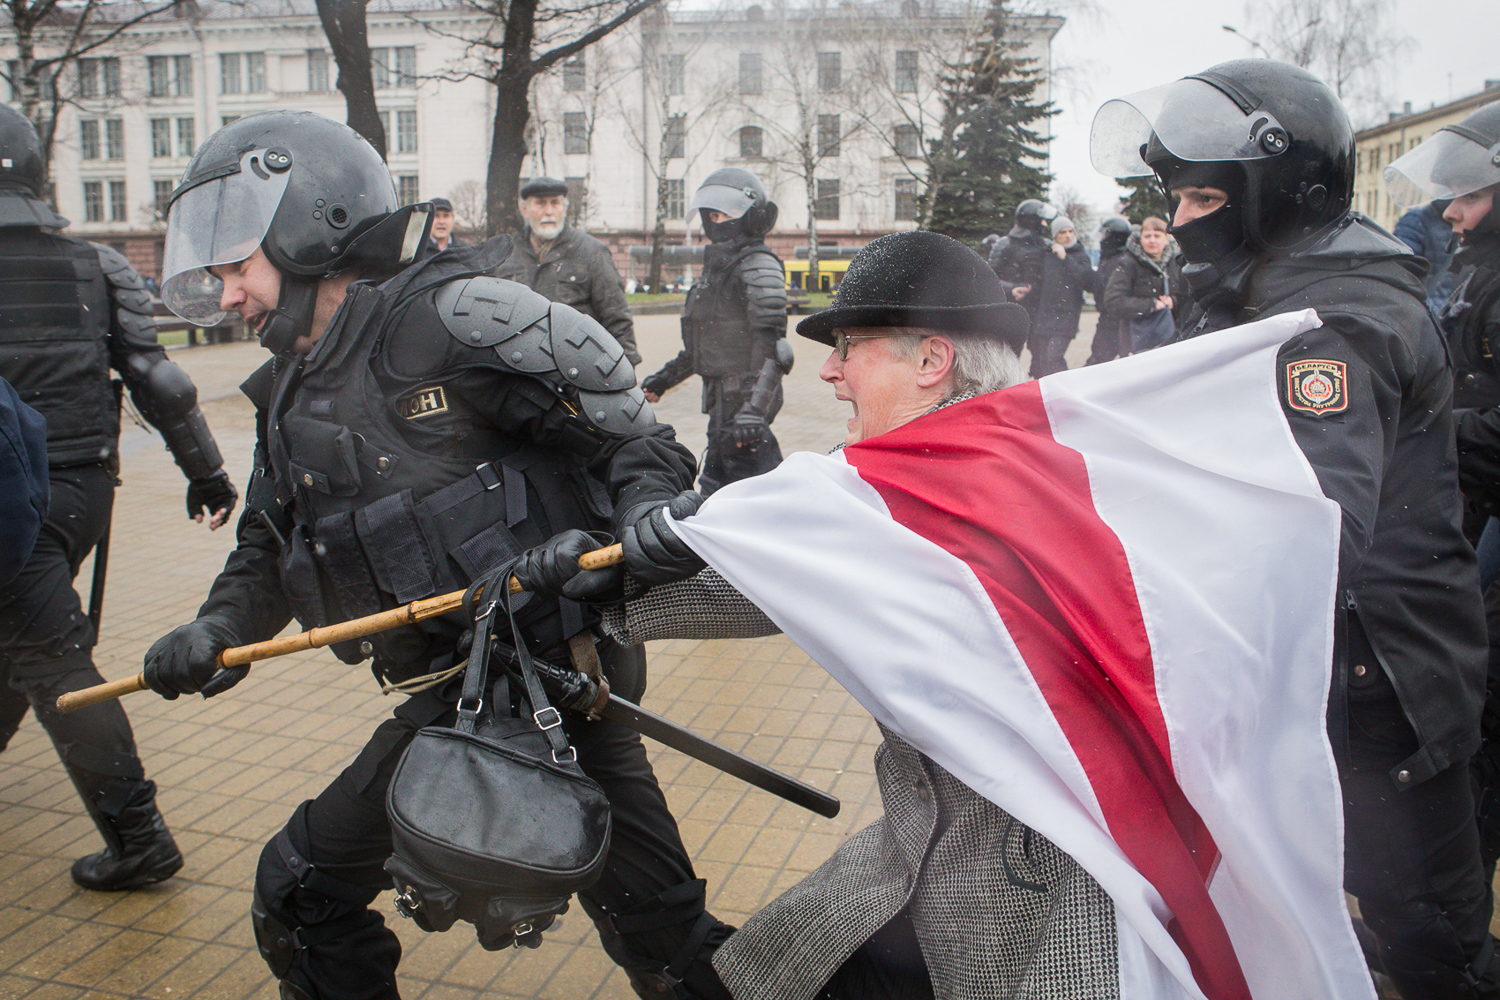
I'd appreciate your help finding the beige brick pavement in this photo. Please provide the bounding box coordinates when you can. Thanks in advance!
[0,314,1102,998]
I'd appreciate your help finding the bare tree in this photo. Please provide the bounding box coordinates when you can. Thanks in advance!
[729,0,870,291]
[314,0,386,158]
[1,0,185,199]
[421,0,664,236]
[448,178,488,232]
[1240,0,1414,126]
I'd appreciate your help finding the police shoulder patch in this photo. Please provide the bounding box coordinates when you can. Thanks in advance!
[1285,359,1348,414]
[397,385,449,419]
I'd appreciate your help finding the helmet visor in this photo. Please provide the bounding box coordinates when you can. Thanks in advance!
[160,149,290,323]
[688,182,756,219]
[1385,128,1500,210]
[1091,77,1290,177]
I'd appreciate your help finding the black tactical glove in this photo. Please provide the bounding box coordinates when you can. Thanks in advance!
[186,470,238,523]
[621,491,706,585]
[726,409,767,449]
[143,617,246,699]
[510,529,623,602]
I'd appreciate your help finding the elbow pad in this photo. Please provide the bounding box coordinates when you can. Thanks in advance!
[128,356,199,423]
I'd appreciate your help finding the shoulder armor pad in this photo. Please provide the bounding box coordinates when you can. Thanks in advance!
[548,303,635,392]
[92,241,153,311]
[435,275,557,373]
[576,386,656,435]
[739,252,787,288]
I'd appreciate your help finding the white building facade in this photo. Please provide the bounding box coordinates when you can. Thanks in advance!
[8,0,1060,278]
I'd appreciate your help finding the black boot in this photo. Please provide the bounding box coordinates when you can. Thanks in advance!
[71,776,183,890]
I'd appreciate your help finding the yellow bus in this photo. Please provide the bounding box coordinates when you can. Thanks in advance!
[784,256,853,292]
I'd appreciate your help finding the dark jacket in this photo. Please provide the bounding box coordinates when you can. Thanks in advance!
[1103,232,1186,325]
[1443,231,1500,511]
[987,228,1050,292]
[0,375,47,586]
[1181,214,1486,789]
[1394,203,1457,315]
[493,225,640,364]
[1031,241,1094,338]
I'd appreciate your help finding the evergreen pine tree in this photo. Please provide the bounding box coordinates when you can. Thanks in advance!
[921,0,1056,243]
[1117,175,1172,222]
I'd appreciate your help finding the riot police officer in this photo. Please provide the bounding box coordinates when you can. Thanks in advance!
[1086,215,1133,365]
[1093,62,1497,998]
[0,105,237,891]
[641,169,787,495]
[986,198,1058,303]
[1386,100,1500,883]
[145,111,731,1000]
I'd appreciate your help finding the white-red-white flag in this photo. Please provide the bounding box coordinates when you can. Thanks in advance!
[667,309,1373,1000]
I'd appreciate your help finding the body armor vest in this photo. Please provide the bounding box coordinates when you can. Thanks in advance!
[1444,237,1500,384]
[0,226,117,466]
[681,241,775,378]
[252,253,609,682]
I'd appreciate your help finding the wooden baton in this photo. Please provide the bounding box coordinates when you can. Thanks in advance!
[55,543,625,714]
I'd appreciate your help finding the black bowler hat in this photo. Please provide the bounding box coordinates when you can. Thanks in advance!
[796,231,1028,355]
[520,176,569,199]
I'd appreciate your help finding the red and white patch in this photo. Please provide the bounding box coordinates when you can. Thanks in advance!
[1286,359,1348,414]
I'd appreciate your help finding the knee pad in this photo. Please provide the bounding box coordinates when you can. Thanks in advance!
[252,887,298,980]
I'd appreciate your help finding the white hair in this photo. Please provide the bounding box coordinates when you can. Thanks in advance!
[884,327,1027,395]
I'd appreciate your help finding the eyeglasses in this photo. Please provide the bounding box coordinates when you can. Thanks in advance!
[833,330,908,361]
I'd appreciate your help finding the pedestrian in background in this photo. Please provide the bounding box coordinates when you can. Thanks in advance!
[1103,217,1182,353]
[421,196,464,256]
[1394,199,1457,315]
[1087,216,1133,365]
[1026,215,1094,377]
[494,177,641,364]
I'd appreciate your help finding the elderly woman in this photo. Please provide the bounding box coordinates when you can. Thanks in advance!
[512,232,1122,1000]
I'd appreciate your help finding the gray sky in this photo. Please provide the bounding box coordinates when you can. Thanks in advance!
[1046,0,1497,216]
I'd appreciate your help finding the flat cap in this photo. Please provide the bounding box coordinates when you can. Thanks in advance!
[520,177,569,199]
[427,196,453,212]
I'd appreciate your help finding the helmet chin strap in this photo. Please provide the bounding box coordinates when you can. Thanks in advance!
[256,275,318,355]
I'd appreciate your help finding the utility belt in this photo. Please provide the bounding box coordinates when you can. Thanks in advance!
[252,451,612,683]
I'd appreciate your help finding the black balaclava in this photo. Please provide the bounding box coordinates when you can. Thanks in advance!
[1160,159,1246,265]
[701,208,748,244]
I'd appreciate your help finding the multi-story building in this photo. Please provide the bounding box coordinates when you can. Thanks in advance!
[6,0,1061,281]
[1354,81,1500,233]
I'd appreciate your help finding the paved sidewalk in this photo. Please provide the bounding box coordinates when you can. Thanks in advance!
[0,317,1118,998]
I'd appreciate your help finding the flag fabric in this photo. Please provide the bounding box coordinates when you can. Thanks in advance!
[664,309,1373,1000]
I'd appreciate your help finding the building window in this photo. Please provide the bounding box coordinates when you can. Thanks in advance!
[246,52,266,93]
[666,54,685,96]
[664,115,685,159]
[153,178,174,220]
[894,177,918,220]
[894,123,920,157]
[396,174,420,205]
[564,112,589,155]
[151,118,171,158]
[563,53,585,92]
[815,179,840,220]
[818,51,841,92]
[662,178,685,218]
[220,53,241,94]
[79,119,100,160]
[108,180,127,223]
[372,47,416,89]
[83,181,103,222]
[894,50,918,93]
[308,49,330,92]
[818,114,840,157]
[565,176,588,226]
[79,57,120,98]
[739,52,762,95]
[177,117,196,157]
[396,109,418,153]
[9,61,55,102]
[149,57,171,97]
[739,125,763,158]
[105,118,124,160]
[175,55,193,96]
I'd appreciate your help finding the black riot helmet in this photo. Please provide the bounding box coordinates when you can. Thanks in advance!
[1386,101,1500,234]
[689,167,778,242]
[1014,199,1058,235]
[0,104,67,228]
[1099,215,1132,253]
[161,111,429,352]
[1091,60,1355,258]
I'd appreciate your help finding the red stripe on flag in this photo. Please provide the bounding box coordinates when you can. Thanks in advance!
[846,382,1250,1000]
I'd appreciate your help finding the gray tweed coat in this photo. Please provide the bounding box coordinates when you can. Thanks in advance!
[603,574,1121,1000]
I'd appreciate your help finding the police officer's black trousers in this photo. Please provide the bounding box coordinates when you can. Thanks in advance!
[0,464,148,799]
[1341,684,1500,999]
[700,378,781,497]
[1026,334,1073,380]
[254,646,733,1000]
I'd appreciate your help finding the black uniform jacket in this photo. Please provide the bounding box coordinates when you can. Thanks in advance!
[1182,214,1486,788]
[197,244,693,655]
[493,225,640,365]
[1442,231,1500,510]
[1031,241,1094,338]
